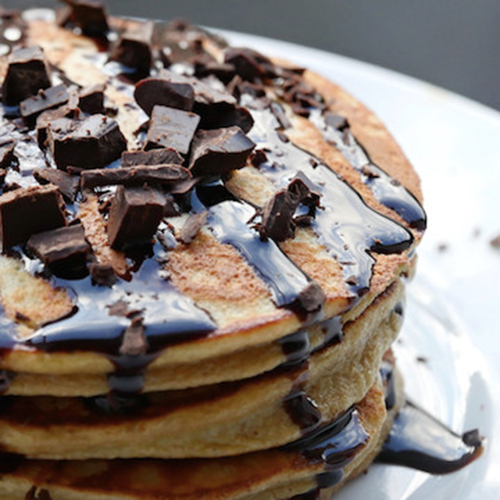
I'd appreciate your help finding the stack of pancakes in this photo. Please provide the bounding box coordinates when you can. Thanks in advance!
[0,2,425,499]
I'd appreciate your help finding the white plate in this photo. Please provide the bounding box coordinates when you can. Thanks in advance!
[223,32,500,499]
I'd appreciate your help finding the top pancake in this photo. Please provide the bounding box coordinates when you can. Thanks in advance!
[0,9,425,396]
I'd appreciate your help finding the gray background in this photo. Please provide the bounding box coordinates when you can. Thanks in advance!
[6,0,500,111]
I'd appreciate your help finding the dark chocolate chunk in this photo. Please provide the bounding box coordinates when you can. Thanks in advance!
[89,262,117,287]
[121,148,184,167]
[1,45,51,105]
[189,126,255,176]
[27,224,90,265]
[324,112,349,131]
[270,101,292,130]
[78,84,105,114]
[0,168,6,186]
[0,139,15,168]
[107,185,167,249]
[258,172,320,242]
[179,212,207,244]
[33,167,80,202]
[0,185,67,250]
[224,47,275,81]
[47,114,127,170]
[120,317,147,356]
[111,21,154,73]
[197,104,254,134]
[36,101,78,149]
[20,84,70,121]
[80,164,191,190]
[145,105,200,154]
[194,60,236,84]
[134,75,195,116]
[67,0,109,36]
[250,149,268,167]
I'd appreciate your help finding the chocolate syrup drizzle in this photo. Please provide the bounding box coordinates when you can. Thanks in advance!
[245,106,414,296]
[311,110,427,231]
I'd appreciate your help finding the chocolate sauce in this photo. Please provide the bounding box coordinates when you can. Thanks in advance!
[377,400,484,473]
[380,359,396,410]
[0,452,24,474]
[282,407,369,489]
[247,106,414,295]
[279,330,311,367]
[192,182,322,313]
[313,111,426,230]
[284,388,323,435]
[289,489,320,500]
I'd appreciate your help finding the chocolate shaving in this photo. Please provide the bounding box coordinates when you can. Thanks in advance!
[27,224,90,265]
[179,212,207,244]
[270,101,292,130]
[0,184,67,250]
[2,45,51,105]
[120,317,147,356]
[134,75,195,116]
[0,139,15,168]
[111,21,154,73]
[33,168,80,202]
[47,114,127,170]
[80,164,191,190]
[20,84,70,121]
[145,105,200,154]
[78,84,105,114]
[107,186,167,249]
[189,126,255,176]
[122,148,184,167]
[89,262,117,287]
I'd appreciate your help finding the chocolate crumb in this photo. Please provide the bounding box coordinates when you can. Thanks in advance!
[89,262,117,287]
[179,212,207,244]
[437,243,449,253]
[462,429,483,448]
[490,234,500,249]
[250,149,268,167]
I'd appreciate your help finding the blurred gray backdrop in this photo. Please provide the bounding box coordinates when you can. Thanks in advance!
[5,0,500,111]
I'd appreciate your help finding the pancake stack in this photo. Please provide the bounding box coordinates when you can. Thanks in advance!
[0,2,426,499]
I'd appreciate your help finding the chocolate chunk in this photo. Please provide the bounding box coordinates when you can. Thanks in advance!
[80,164,191,190]
[250,149,268,168]
[20,84,70,121]
[48,114,127,170]
[134,75,195,116]
[145,105,200,154]
[0,169,5,186]
[0,185,67,250]
[111,21,154,73]
[297,282,325,313]
[107,185,167,249]
[189,126,255,176]
[224,47,275,81]
[121,148,184,167]
[67,0,109,36]
[25,487,53,500]
[1,45,51,105]
[36,101,78,148]
[258,172,320,242]
[33,167,80,202]
[78,84,105,114]
[27,224,90,265]
[179,212,207,244]
[120,317,147,356]
[89,262,117,286]
[194,60,236,84]
[0,139,15,168]
[270,101,292,130]
[324,112,349,131]
[197,103,254,134]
